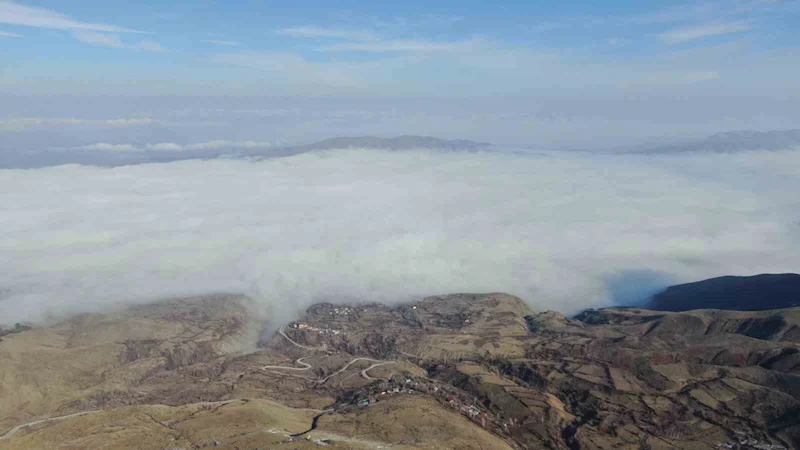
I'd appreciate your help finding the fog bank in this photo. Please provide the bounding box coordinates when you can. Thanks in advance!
[1,148,799,324]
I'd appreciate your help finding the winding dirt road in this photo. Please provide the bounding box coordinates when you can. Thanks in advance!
[0,411,101,441]
[1,324,394,443]
[278,326,326,351]
[275,325,393,383]
[261,356,312,371]
[361,361,395,381]
[320,357,391,384]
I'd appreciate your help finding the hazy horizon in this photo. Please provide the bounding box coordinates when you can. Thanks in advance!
[2,1,800,325]
[2,0,800,154]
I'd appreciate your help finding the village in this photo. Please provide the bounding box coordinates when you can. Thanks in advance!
[288,321,342,336]
[341,374,495,431]
[715,431,788,450]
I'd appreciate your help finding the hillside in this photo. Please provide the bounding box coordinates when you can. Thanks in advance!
[1,293,798,449]
[646,274,800,312]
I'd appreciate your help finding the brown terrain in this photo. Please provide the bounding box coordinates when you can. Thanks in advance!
[1,293,798,449]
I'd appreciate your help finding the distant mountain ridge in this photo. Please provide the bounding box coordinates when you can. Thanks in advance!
[638,129,800,154]
[645,273,800,311]
[288,135,493,152]
[0,135,494,169]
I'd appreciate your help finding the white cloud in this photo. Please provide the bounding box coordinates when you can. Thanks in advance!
[658,21,752,44]
[72,30,126,48]
[183,140,273,150]
[76,140,274,152]
[1,148,799,325]
[72,31,167,52]
[210,51,373,87]
[0,1,142,33]
[276,26,378,41]
[0,29,22,38]
[101,118,157,126]
[204,39,240,46]
[147,142,183,151]
[318,37,484,53]
[79,143,139,152]
[135,40,167,53]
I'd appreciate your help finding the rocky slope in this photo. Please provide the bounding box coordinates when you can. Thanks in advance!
[1,293,798,449]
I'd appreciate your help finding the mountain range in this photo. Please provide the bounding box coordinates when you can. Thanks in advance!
[4,129,800,169]
[286,135,492,153]
[634,129,800,154]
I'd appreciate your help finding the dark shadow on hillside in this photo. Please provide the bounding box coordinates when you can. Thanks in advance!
[604,269,677,307]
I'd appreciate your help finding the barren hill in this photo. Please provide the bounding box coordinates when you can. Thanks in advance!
[1,293,798,449]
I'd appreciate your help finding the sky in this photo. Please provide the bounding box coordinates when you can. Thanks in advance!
[2,1,800,325]
[1,0,799,96]
[1,0,800,150]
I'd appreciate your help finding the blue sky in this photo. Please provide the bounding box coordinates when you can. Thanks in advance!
[1,0,799,151]
[2,0,799,96]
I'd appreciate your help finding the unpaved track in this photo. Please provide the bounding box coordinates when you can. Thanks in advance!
[0,401,238,441]
[275,326,392,384]
[261,356,312,371]
[278,326,326,351]
[2,323,393,443]
[320,357,386,384]
[0,411,101,441]
[361,361,395,381]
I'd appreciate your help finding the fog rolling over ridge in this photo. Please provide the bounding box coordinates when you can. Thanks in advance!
[1,147,800,325]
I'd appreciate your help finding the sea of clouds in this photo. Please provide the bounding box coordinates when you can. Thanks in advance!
[1,148,799,325]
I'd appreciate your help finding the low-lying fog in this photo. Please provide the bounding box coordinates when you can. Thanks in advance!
[2,148,799,325]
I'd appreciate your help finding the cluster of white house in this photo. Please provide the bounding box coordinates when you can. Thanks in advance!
[288,322,341,335]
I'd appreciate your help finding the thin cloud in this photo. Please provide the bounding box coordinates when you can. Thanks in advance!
[72,30,126,48]
[204,39,240,46]
[76,140,274,152]
[211,51,368,87]
[0,29,22,37]
[277,26,378,41]
[318,38,484,53]
[135,40,167,53]
[658,21,752,44]
[78,143,139,152]
[72,31,167,52]
[0,117,158,132]
[0,1,143,33]
[635,70,721,86]
[626,0,778,25]
[526,1,778,38]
